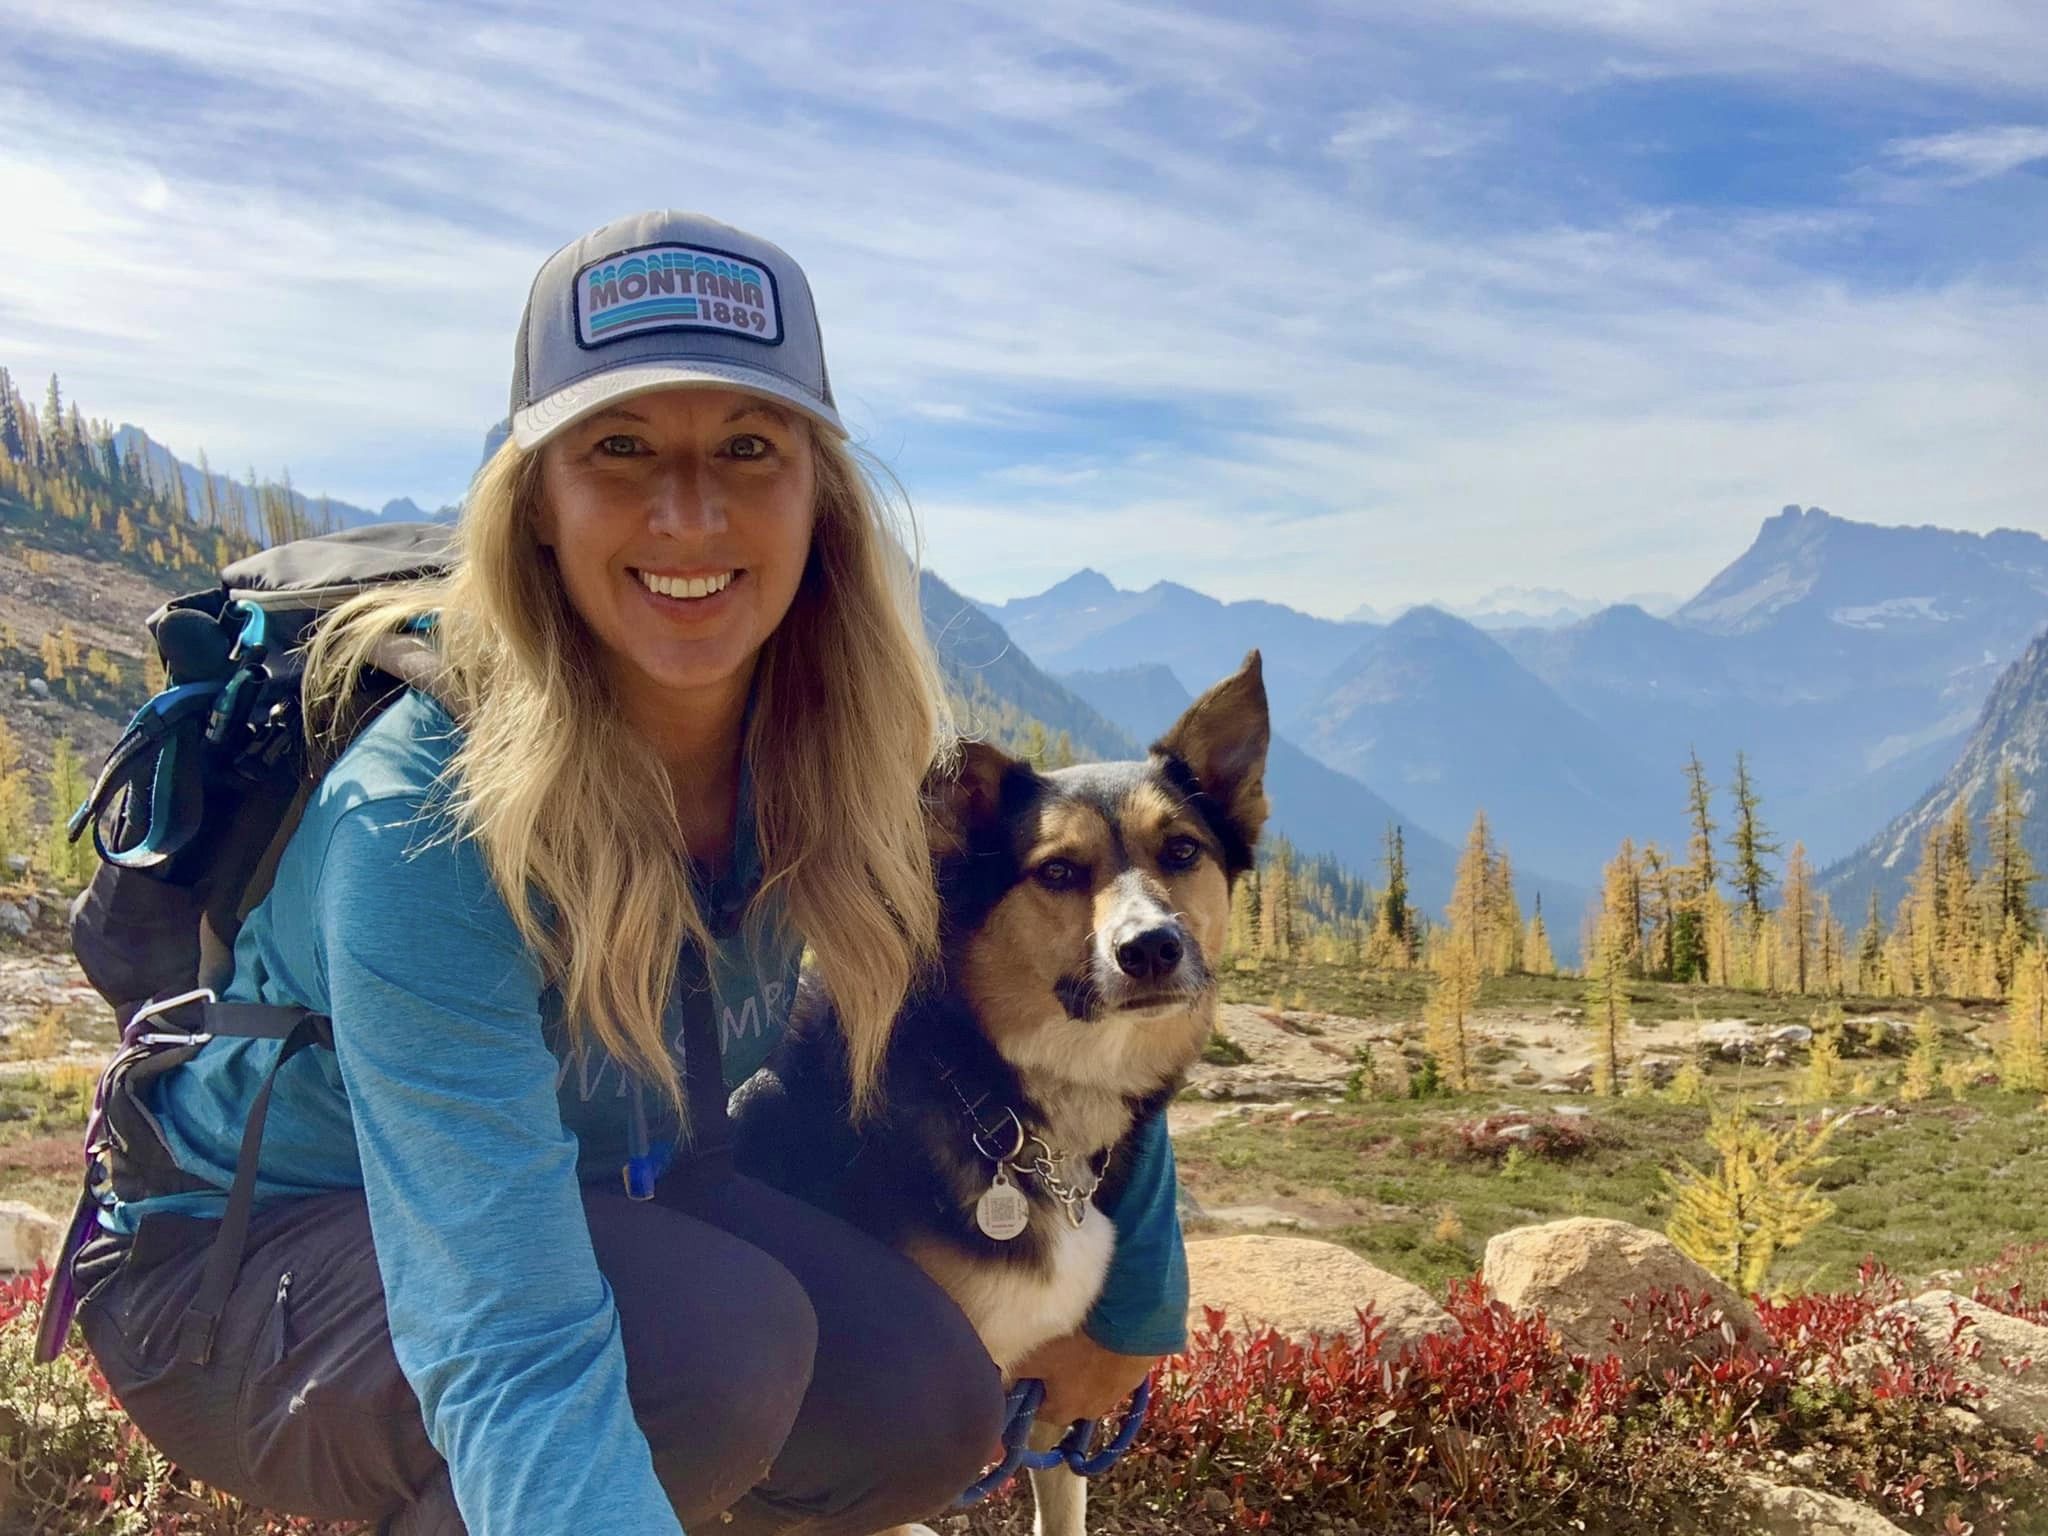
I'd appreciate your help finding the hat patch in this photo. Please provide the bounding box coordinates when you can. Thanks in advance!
[575,244,782,348]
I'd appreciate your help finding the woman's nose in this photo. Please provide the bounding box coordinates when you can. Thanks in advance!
[647,460,727,534]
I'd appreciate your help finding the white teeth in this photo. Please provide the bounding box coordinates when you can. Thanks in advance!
[637,569,733,601]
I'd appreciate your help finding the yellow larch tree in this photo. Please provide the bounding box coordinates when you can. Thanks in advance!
[2000,940,2048,1093]
[1423,928,1481,1092]
[1664,1102,1837,1294]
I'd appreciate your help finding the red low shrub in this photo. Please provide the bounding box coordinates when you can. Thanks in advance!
[1430,1112,1604,1164]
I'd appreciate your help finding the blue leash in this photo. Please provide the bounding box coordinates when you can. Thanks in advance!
[953,1375,1152,1507]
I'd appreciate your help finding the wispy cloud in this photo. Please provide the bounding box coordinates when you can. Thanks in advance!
[1886,124,2048,182]
[1,0,2043,617]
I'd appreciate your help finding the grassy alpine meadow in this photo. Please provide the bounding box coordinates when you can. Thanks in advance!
[1174,1086,2048,1296]
[1189,954,2047,1297]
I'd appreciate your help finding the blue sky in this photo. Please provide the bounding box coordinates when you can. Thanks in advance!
[2,0,2044,616]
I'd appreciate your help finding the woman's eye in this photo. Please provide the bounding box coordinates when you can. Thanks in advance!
[595,434,643,457]
[1161,837,1202,871]
[726,433,774,461]
[1034,859,1083,892]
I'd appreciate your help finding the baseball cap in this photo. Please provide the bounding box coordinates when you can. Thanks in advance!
[509,210,843,449]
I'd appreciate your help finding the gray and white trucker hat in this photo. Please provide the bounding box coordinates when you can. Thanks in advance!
[509,210,843,448]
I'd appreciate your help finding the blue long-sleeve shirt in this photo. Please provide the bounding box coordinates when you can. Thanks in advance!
[116,688,1186,1535]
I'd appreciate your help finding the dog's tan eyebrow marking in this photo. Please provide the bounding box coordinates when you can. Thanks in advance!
[1124,781,1220,855]
[1025,800,1112,869]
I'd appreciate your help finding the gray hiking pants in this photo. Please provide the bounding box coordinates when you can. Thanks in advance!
[74,1147,1006,1534]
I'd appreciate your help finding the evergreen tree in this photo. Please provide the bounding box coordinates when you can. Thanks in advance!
[1663,1102,1836,1294]
[1523,893,1557,976]
[0,367,22,461]
[1366,823,1416,969]
[1726,751,1780,923]
[1985,762,2041,990]
[41,374,68,467]
[1855,889,1888,995]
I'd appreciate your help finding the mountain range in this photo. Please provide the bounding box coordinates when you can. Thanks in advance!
[989,506,2048,904]
[1053,663,1584,936]
[1824,629,2048,924]
[1345,585,1682,630]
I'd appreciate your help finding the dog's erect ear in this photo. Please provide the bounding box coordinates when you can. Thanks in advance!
[925,738,1029,854]
[1152,650,1271,872]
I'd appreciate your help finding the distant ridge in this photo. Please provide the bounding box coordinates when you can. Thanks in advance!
[113,424,455,541]
[1825,625,2048,922]
[1059,663,1592,942]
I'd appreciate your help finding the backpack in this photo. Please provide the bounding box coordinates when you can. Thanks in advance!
[37,521,456,1364]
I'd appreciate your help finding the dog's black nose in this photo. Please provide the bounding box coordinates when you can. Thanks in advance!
[1115,925,1184,980]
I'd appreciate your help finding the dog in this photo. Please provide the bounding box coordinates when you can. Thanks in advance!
[730,651,1270,1536]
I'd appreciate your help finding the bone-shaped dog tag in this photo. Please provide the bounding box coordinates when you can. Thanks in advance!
[976,1167,1030,1241]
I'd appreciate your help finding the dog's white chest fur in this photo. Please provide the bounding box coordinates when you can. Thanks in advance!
[911,1203,1115,1374]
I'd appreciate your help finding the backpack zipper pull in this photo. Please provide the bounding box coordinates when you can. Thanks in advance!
[268,1270,295,1365]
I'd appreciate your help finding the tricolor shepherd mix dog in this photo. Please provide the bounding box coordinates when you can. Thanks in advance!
[732,653,1270,1536]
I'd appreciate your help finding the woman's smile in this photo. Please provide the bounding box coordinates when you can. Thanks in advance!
[536,386,817,720]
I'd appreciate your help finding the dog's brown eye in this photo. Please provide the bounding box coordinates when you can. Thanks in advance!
[1161,836,1202,871]
[1034,858,1083,892]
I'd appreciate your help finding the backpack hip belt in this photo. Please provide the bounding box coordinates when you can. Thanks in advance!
[37,987,336,1365]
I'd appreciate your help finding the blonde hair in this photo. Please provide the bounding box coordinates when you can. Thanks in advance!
[303,427,949,1122]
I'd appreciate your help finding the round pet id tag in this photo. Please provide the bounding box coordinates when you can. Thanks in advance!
[975,1166,1030,1241]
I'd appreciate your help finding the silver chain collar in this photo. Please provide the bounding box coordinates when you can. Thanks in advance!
[939,1067,1103,1229]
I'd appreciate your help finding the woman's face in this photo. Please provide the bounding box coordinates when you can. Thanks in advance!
[536,386,818,718]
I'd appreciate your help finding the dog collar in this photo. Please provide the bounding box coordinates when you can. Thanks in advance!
[931,1058,1105,1229]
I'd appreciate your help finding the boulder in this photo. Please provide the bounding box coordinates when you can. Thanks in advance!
[0,1201,63,1272]
[1698,1020,1764,1062]
[1186,1234,1457,1354]
[1883,1291,2048,1440]
[1769,1025,1814,1047]
[0,903,28,941]
[26,677,49,701]
[1482,1218,1775,1373]
[1730,1476,1911,1535]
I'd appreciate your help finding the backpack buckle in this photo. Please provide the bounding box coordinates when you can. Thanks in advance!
[126,987,219,1046]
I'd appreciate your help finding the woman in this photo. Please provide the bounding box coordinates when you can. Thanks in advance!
[71,210,1187,1535]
